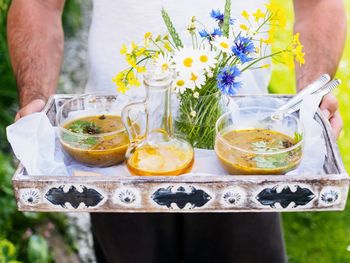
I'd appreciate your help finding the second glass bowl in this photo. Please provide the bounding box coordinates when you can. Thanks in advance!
[215,107,304,175]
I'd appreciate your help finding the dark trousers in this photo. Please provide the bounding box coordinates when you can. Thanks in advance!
[91,213,286,263]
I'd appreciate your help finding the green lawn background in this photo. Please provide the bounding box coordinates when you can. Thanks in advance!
[271,2,350,262]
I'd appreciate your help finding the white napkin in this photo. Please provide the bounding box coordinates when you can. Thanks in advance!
[6,94,327,176]
[288,93,326,175]
[7,112,68,176]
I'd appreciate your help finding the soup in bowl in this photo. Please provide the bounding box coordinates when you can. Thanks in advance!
[215,107,304,175]
[57,94,130,167]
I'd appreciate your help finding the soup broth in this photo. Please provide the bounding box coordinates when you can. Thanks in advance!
[215,129,303,175]
[61,115,129,167]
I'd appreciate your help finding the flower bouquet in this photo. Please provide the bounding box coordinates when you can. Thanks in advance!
[113,0,304,149]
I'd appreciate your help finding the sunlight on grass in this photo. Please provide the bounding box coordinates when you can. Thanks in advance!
[270,1,350,262]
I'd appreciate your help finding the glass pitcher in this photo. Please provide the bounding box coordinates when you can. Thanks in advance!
[122,70,194,176]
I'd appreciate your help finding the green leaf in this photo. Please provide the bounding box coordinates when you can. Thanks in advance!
[223,0,231,37]
[161,8,183,48]
[294,132,303,143]
[27,235,49,263]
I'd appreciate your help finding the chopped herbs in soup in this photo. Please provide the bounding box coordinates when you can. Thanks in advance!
[215,129,303,175]
[60,115,129,167]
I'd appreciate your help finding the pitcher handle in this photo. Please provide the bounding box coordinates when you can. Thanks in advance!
[122,100,146,143]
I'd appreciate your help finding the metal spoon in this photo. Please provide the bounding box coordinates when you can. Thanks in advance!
[275,79,341,119]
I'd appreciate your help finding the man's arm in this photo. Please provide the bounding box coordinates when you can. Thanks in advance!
[7,0,65,120]
[293,0,346,137]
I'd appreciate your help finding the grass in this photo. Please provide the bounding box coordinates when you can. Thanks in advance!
[270,1,350,262]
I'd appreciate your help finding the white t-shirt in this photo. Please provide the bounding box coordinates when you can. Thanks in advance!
[86,0,270,95]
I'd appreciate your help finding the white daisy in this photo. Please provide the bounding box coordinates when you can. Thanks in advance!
[212,36,233,54]
[172,47,200,74]
[196,48,218,71]
[154,53,173,73]
[173,75,195,94]
[189,71,206,89]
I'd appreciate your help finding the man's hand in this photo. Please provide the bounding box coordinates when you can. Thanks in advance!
[320,94,343,138]
[293,0,346,139]
[15,99,46,121]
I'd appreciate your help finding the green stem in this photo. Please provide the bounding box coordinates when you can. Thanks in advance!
[241,51,284,72]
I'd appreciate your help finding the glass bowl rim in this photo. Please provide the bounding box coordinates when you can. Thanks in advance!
[215,106,305,155]
[56,93,129,138]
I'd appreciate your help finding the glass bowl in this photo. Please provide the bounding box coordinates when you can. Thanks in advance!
[56,94,131,167]
[215,107,304,175]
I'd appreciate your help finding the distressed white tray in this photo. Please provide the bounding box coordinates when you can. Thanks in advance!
[13,95,349,212]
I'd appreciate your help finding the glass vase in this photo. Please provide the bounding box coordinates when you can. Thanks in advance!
[174,91,229,150]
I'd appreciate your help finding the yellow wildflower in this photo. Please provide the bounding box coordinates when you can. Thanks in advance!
[241,10,249,20]
[253,9,265,21]
[135,47,146,57]
[164,41,172,52]
[144,32,152,40]
[144,32,152,45]
[240,24,248,31]
[120,44,128,55]
[116,82,129,94]
[135,65,146,73]
[281,51,294,69]
[266,1,286,29]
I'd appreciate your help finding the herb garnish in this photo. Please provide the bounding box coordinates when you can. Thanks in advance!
[68,120,102,135]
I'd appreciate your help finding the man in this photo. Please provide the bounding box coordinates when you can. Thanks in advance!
[8,0,346,262]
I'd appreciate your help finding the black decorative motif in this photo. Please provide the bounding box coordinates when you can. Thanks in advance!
[45,185,104,208]
[152,186,211,209]
[321,190,339,204]
[256,185,315,208]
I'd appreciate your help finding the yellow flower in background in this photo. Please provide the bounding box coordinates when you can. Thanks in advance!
[281,51,294,69]
[253,9,265,21]
[266,1,287,29]
[291,33,305,66]
[241,10,249,20]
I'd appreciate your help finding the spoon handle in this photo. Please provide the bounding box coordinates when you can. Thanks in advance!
[277,74,331,113]
[283,79,341,116]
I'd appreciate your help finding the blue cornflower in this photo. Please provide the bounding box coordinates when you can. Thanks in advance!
[210,9,235,25]
[199,28,222,40]
[232,35,255,63]
[216,66,241,96]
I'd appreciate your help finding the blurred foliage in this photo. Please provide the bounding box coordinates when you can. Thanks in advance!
[270,1,350,263]
[0,0,82,262]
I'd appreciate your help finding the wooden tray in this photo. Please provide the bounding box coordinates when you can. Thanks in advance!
[12,94,349,212]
